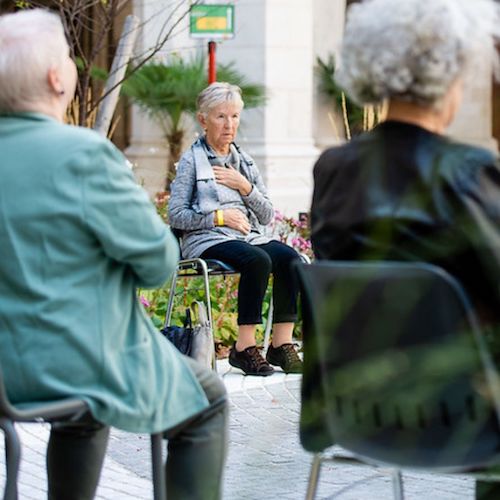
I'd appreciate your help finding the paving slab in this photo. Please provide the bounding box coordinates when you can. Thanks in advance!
[0,359,474,499]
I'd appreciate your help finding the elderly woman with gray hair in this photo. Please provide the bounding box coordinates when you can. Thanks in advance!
[310,0,500,498]
[169,82,302,376]
[0,8,227,499]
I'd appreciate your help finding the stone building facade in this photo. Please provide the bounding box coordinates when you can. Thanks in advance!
[127,0,499,216]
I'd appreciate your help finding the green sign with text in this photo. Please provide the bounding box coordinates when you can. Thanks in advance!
[190,4,235,39]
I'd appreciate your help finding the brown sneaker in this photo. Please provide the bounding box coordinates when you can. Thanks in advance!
[266,343,303,373]
[229,344,275,376]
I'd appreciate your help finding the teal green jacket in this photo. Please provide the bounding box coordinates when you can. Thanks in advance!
[0,113,208,433]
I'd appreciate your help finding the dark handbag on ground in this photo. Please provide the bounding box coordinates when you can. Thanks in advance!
[160,308,194,356]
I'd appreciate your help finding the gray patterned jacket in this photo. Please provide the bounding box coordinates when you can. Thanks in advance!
[168,137,274,258]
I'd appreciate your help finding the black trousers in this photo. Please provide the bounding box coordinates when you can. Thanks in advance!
[201,239,301,325]
[47,357,227,500]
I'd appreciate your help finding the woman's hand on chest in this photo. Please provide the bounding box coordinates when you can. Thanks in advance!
[213,165,252,196]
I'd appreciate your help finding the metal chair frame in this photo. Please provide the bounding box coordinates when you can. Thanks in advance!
[165,252,311,369]
[0,368,166,500]
[164,257,274,371]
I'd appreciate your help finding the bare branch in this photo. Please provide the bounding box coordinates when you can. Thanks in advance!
[10,0,199,126]
[94,14,139,135]
[89,0,199,113]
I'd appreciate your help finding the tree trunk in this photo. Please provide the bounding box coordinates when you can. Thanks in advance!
[94,15,139,136]
[166,129,185,190]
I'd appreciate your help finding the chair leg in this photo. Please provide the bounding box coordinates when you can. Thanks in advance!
[164,270,179,327]
[1,418,20,500]
[263,298,273,354]
[151,433,166,500]
[391,469,404,500]
[198,263,218,373]
[305,453,322,500]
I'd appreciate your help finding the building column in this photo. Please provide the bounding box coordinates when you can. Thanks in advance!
[448,53,497,151]
[217,0,319,215]
[313,0,347,152]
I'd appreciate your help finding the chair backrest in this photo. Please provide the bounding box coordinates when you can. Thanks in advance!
[295,261,500,470]
[0,367,16,418]
[171,227,184,242]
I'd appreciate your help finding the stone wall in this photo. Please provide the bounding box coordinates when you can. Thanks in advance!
[126,0,498,207]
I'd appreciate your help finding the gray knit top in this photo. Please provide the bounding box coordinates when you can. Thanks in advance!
[168,137,274,259]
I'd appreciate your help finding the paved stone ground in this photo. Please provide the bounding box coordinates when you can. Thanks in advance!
[0,360,474,499]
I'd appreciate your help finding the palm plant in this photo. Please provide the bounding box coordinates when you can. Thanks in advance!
[122,55,266,187]
[316,54,364,138]
[316,54,387,139]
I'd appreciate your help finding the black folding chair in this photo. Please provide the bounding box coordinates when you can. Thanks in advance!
[0,366,166,500]
[295,261,500,500]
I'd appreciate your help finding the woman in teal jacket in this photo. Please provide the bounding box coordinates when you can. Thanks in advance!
[0,9,226,499]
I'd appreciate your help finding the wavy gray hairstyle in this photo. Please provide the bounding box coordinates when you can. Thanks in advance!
[197,82,244,116]
[0,9,68,113]
[336,0,500,107]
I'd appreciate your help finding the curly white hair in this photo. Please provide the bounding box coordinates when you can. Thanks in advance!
[336,0,500,106]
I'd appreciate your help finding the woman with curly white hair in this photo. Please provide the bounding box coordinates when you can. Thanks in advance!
[311,1,499,497]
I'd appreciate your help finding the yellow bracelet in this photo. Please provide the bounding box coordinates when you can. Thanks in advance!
[216,209,224,226]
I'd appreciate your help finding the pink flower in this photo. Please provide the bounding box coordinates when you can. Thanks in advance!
[154,191,169,207]
[274,210,284,222]
[139,295,151,308]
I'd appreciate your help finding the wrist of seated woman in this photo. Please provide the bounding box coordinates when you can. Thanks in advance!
[215,209,224,226]
[240,183,253,197]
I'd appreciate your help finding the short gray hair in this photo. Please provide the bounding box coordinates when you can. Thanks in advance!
[197,82,244,115]
[0,9,68,112]
[336,0,500,107]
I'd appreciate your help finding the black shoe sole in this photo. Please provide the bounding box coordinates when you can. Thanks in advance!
[228,359,275,376]
[266,357,303,374]
[266,365,302,374]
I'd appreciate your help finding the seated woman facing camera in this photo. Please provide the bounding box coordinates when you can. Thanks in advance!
[169,82,302,376]
[309,0,500,498]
